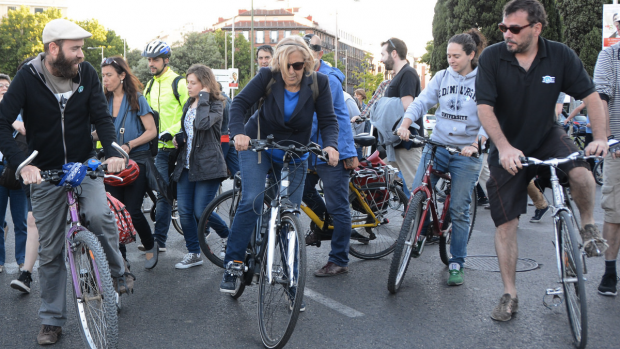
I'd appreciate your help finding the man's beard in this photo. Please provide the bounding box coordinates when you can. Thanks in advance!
[51,49,82,78]
[383,55,394,71]
[505,32,534,54]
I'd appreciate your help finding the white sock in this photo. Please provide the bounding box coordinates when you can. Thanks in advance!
[449,263,460,271]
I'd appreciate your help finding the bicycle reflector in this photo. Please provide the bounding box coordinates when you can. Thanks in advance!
[58,162,88,187]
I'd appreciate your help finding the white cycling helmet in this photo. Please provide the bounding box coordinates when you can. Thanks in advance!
[142,40,171,58]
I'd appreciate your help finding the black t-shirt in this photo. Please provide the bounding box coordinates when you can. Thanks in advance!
[385,64,422,147]
[476,37,595,166]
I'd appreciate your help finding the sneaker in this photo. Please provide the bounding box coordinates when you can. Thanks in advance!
[175,253,203,269]
[490,293,519,322]
[314,262,348,277]
[580,224,608,257]
[37,325,62,345]
[598,274,619,296]
[286,286,306,312]
[305,230,321,246]
[144,243,159,269]
[138,244,166,252]
[350,230,370,244]
[477,197,489,206]
[219,239,227,259]
[484,204,490,210]
[530,206,550,223]
[219,271,239,294]
[447,263,464,286]
[10,270,32,293]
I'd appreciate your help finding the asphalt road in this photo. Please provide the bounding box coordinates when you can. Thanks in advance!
[1,185,618,349]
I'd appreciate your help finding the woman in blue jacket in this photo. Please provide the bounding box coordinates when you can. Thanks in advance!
[396,29,488,286]
[222,36,340,294]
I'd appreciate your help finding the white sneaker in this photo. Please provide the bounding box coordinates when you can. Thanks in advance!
[175,253,203,269]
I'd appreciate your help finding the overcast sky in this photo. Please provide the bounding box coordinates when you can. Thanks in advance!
[67,0,437,59]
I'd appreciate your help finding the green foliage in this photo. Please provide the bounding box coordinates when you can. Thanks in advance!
[126,49,142,70]
[213,29,252,82]
[78,19,125,76]
[352,52,384,93]
[579,27,603,76]
[429,0,562,74]
[0,6,62,77]
[131,57,151,85]
[419,41,434,65]
[170,32,224,76]
[322,52,335,67]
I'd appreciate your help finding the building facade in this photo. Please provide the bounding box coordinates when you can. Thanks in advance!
[211,8,371,94]
[0,0,68,18]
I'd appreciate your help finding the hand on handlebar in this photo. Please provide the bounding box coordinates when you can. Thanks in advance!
[104,157,126,173]
[498,145,524,176]
[460,145,478,158]
[396,126,410,141]
[323,146,339,167]
[584,139,608,158]
[21,165,42,185]
[234,134,251,151]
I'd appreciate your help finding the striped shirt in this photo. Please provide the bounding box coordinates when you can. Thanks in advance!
[594,42,620,138]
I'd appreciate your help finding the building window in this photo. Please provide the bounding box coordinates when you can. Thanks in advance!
[270,31,278,43]
[34,8,44,13]
[8,6,16,11]
[256,31,264,44]
[284,30,291,38]
[299,30,305,36]
[242,31,249,41]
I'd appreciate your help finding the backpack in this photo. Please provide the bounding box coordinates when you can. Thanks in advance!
[106,193,137,244]
[144,76,184,156]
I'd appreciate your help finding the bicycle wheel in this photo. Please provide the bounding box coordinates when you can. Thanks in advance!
[258,213,306,349]
[593,160,604,186]
[439,187,477,266]
[197,190,236,268]
[171,199,183,235]
[387,191,427,294]
[70,230,118,349]
[349,185,407,260]
[558,211,588,349]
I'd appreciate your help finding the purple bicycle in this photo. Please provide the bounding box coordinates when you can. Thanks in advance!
[16,142,128,349]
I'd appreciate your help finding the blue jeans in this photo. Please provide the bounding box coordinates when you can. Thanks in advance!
[154,149,173,247]
[176,169,222,254]
[221,142,240,176]
[411,145,482,267]
[302,162,352,267]
[224,150,307,265]
[0,170,27,265]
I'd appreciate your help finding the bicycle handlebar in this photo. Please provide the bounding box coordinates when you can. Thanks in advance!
[354,116,368,124]
[395,132,479,158]
[520,151,601,167]
[233,135,329,162]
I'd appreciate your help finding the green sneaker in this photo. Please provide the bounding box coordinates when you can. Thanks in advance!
[447,268,464,286]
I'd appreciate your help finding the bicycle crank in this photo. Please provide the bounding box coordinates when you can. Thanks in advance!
[543,287,564,309]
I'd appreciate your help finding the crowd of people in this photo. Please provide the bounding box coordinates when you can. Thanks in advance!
[0,0,619,345]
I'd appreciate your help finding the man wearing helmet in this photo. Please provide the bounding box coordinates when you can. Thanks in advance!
[141,40,189,252]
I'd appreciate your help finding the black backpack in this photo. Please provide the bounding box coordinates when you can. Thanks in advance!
[144,76,184,156]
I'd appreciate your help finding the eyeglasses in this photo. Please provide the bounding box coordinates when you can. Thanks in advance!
[498,22,534,34]
[287,62,305,71]
[0,83,9,88]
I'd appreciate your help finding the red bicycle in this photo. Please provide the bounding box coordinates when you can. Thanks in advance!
[387,135,478,294]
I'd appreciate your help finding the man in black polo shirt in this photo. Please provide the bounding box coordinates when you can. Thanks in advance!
[380,37,422,194]
[476,0,609,322]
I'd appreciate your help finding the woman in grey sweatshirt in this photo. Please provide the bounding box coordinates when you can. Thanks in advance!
[396,29,487,286]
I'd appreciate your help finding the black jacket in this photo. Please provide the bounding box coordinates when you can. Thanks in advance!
[172,92,227,183]
[229,67,339,151]
[0,53,118,170]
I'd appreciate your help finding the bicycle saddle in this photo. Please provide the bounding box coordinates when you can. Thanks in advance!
[353,134,376,147]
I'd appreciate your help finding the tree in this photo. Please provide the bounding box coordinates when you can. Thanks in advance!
[171,32,223,77]
[322,52,335,67]
[78,19,125,76]
[0,6,62,77]
[213,30,252,81]
[429,0,562,74]
[419,41,434,66]
[126,48,142,69]
[352,52,384,93]
[557,0,610,76]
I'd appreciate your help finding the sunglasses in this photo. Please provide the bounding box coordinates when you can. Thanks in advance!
[308,44,322,52]
[287,62,305,71]
[388,39,396,49]
[498,22,534,34]
[101,57,121,68]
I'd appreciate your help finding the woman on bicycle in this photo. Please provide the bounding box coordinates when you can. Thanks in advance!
[222,36,340,293]
[396,29,488,286]
[171,64,228,270]
[98,56,159,270]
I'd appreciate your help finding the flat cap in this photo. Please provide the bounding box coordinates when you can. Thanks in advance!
[42,19,92,44]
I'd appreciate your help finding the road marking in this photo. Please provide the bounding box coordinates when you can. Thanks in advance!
[304,288,364,318]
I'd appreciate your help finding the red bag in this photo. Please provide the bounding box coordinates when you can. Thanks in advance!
[106,192,137,244]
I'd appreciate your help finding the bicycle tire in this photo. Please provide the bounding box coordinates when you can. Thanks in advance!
[558,210,588,349]
[197,190,236,268]
[171,200,183,235]
[564,187,581,230]
[593,160,603,186]
[387,191,426,294]
[230,276,246,299]
[258,213,306,349]
[439,187,477,266]
[70,230,118,349]
[349,185,407,260]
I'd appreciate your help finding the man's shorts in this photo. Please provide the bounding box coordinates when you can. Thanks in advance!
[601,153,620,224]
[486,126,590,227]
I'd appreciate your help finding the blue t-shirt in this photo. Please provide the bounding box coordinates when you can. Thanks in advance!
[108,94,153,153]
[266,89,308,163]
